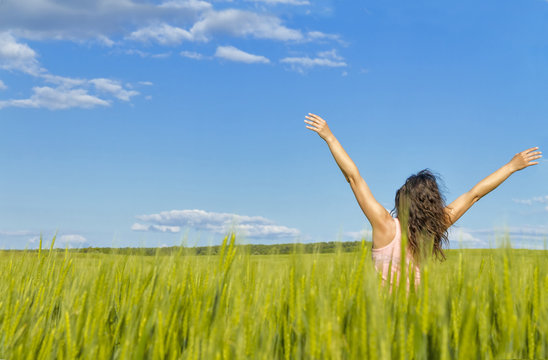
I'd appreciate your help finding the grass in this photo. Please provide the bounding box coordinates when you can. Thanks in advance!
[0,233,547,359]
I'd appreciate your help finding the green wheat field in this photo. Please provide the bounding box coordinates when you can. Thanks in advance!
[1,234,547,359]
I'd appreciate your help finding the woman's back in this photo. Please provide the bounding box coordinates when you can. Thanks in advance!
[304,113,542,289]
[371,217,421,288]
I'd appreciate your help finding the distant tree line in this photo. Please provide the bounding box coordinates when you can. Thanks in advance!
[4,240,373,256]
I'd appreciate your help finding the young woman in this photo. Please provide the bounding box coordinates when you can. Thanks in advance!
[304,113,542,287]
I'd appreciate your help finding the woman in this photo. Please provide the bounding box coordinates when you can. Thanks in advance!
[304,113,542,287]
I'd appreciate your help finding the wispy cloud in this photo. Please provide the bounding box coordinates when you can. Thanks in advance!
[0,86,110,110]
[245,0,310,5]
[122,49,172,58]
[447,227,487,248]
[306,31,342,43]
[0,230,36,236]
[27,233,90,248]
[0,231,89,250]
[343,229,372,241]
[180,50,206,60]
[0,79,7,90]
[215,45,270,63]
[281,49,346,72]
[133,209,300,240]
[89,78,139,101]
[128,24,194,45]
[513,195,548,206]
[449,225,548,249]
[131,223,181,233]
[58,234,88,244]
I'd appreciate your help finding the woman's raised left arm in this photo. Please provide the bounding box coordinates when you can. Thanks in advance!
[304,113,393,233]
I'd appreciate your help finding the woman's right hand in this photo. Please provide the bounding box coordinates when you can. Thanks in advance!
[508,147,542,172]
[304,113,334,142]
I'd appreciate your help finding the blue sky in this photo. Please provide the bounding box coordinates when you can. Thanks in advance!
[0,0,547,250]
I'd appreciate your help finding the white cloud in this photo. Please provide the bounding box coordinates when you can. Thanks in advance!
[132,223,181,233]
[215,45,269,63]
[447,225,548,249]
[127,9,304,45]
[0,86,110,110]
[89,78,139,101]
[0,230,35,236]
[138,81,154,86]
[0,1,347,103]
[281,49,346,72]
[19,233,89,248]
[491,226,548,238]
[28,236,40,244]
[189,9,303,42]
[133,209,300,239]
[317,49,344,61]
[180,50,206,60]
[0,33,145,110]
[343,229,372,241]
[0,0,208,41]
[0,32,42,75]
[246,0,310,5]
[307,31,341,42]
[0,80,7,90]
[513,195,548,206]
[131,223,150,231]
[281,56,346,69]
[41,73,87,88]
[152,225,181,233]
[128,24,193,45]
[26,233,88,246]
[123,49,172,58]
[0,0,323,45]
[159,0,213,11]
[447,227,486,247]
[97,35,115,47]
[58,234,87,244]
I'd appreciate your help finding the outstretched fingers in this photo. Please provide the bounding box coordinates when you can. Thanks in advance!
[304,114,324,133]
[305,124,318,131]
[307,113,325,123]
[527,157,542,166]
[523,146,540,154]
[305,115,321,125]
[526,150,542,167]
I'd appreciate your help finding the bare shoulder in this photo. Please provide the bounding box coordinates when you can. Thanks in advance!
[372,215,397,249]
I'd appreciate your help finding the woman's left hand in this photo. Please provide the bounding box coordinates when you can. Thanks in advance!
[304,113,334,142]
[508,147,542,172]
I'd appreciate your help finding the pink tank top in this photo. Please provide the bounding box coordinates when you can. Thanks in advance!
[371,217,421,288]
